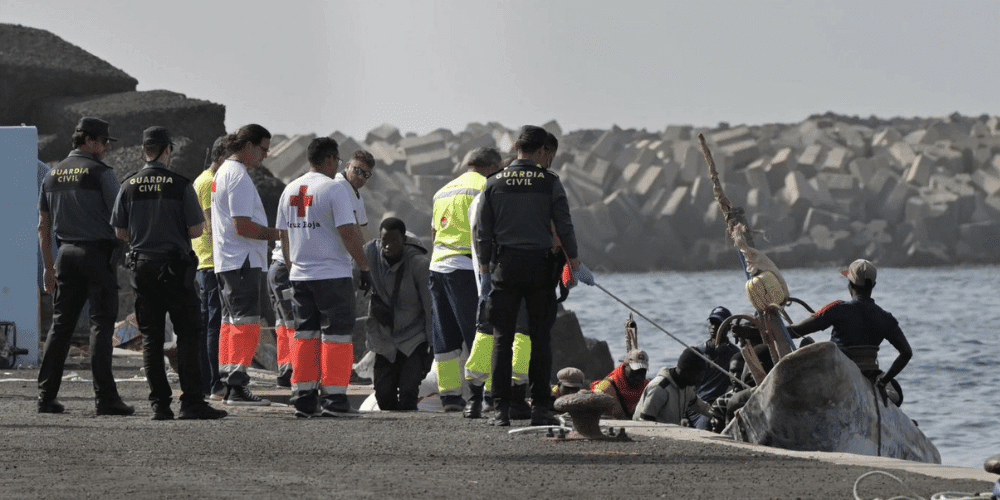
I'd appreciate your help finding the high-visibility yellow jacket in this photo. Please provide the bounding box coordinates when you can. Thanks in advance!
[431,171,487,262]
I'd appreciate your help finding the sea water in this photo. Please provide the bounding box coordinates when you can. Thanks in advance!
[561,264,1000,468]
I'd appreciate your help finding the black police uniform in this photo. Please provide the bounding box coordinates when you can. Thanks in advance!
[37,150,125,408]
[476,159,578,408]
[111,161,206,412]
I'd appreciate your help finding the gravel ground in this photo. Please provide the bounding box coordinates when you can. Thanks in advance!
[0,352,994,500]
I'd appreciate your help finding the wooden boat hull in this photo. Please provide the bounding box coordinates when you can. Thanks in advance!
[723,341,941,464]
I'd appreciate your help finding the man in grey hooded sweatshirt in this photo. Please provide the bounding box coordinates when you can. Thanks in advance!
[363,217,433,410]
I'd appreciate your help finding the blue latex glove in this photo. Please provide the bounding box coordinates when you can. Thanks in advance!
[572,262,596,286]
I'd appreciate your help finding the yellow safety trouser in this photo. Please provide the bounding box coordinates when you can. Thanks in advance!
[464,330,531,391]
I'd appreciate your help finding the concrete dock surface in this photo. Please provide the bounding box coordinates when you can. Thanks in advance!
[0,350,995,499]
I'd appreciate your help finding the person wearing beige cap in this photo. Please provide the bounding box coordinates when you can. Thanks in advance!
[590,349,650,419]
[788,259,912,405]
[552,367,586,399]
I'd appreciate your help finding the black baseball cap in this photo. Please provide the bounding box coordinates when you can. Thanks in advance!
[142,126,174,147]
[75,117,117,141]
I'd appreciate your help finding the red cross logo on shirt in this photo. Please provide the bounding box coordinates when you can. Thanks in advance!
[290,185,313,217]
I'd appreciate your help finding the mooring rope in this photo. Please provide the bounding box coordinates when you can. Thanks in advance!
[591,283,750,391]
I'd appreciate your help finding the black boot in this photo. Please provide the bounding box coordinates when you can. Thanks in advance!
[491,400,510,427]
[530,405,560,426]
[464,383,484,419]
[509,384,531,420]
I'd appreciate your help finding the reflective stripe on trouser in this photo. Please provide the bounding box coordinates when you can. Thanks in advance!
[290,278,354,395]
[275,325,294,374]
[435,349,463,397]
[267,260,295,375]
[290,332,352,395]
[218,267,263,383]
[430,270,478,396]
[465,331,531,390]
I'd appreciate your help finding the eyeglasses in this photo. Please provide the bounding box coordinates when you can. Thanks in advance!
[257,143,269,154]
[353,165,373,179]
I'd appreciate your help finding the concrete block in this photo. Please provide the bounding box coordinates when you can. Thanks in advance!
[329,134,365,163]
[866,167,900,203]
[710,126,752,147]
[585,156,617,193]
[413,175,452,196]
[365,124,401,145]
[807,176,834,208]
[590,130,618,159]
[745,188,770,213]
[603,190,642,231]
[405,149,453,176]
[904,154,935,186]
[743,163,772,199]
[796,144,824,177]
[640,188,669,218]
[782,171,817,217]
[688,176,714,215]
[660,186,691,220]
[765,147,795,192]
[720,181,748,210]
[888,142,917,169]
[631,165,667,199]
[822,147,851,171]
[401,131,447,157]
[847,157,878,187]
[562,179,585,209]
[816,172,857,200]
[662,125,692,142]
[879,182,914,223]
[972,169,1000,196]
[367,141,406,172]
[904,128,941,146]
[493,130,515,153]
[265,133,316,182]
[454,132,496,168]
[872,127,902,148]
[719,138,760,170]
[674,142,706,184]
[582,202,618,242]
[542,119,562,138]
[807,224,852,260]
[957,221,1000,260]
[751,211,798,247]
[563,168,605,206]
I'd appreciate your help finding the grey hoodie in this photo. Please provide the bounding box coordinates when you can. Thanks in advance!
[362,235,432,362]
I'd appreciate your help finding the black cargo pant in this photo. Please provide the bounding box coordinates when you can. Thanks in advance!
[131,254,204,408]
[38,241,121,403]
[487,247,557,408]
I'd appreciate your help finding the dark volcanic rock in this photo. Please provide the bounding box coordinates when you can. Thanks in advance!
[0,23,137,125]
[32,89,225,180]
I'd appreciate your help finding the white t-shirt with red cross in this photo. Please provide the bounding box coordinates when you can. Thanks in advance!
[277,171,356,281]
[212,159,268,273]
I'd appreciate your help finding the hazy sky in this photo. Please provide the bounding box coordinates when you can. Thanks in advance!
[3,0,998,139]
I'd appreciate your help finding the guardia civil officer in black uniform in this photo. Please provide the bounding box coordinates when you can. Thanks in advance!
[476,125,580,426]
[37,117,134,416]
[111,127,227,420]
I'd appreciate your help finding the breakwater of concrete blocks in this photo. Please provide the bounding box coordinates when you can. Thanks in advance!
[268,114,1000,272]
